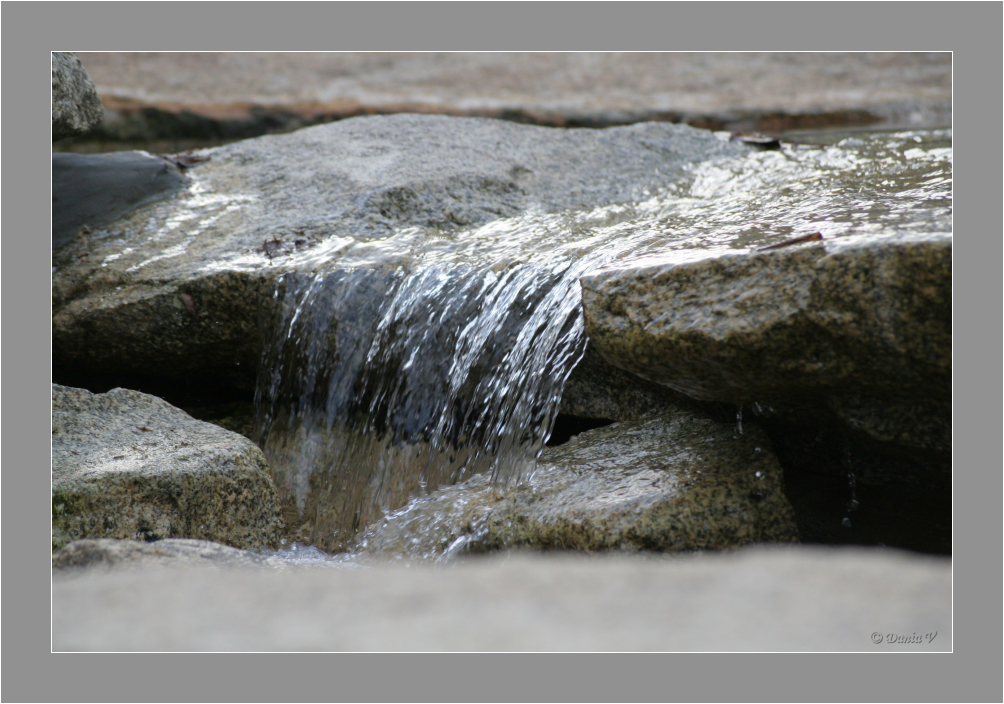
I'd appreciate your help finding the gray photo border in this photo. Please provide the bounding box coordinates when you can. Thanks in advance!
[4,1,999,701]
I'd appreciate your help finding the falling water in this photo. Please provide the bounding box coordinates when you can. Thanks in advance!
[253,204,663,551]
[252,128,951,554]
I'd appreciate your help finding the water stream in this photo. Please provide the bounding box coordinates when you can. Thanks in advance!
[253,129,951,555]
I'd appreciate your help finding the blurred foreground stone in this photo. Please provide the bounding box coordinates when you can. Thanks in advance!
[52,545,951,652]
[68,52,951,145]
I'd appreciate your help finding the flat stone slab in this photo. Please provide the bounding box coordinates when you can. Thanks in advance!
[51,546,952,651]
[52,384,284,550]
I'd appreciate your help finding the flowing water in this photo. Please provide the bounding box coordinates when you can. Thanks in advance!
[253,129,952,555]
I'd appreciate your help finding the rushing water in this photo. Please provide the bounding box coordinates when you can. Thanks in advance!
[253,129,952,555]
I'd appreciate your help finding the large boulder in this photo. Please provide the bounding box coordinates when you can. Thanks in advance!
[52,384,284,551]
[52,52,104,140]
[579,231,951,452]
[51,115,750,391]
[355,408,797,559]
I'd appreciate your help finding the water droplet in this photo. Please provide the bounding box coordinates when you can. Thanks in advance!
[754,471,763,479]
[841,517,852,528]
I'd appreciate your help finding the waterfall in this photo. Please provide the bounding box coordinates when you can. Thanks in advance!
[254,248,605,551]
[252,128,953,553]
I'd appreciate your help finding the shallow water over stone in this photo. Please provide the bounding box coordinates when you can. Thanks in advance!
[253,128,951,556]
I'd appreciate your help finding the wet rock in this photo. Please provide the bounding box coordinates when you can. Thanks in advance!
[52,115,749,389]
[580,231,951,451]
[482,412,797,552]
[51,384,284,551]
[52,538,286,572]
[356,408,797,559]
[52,52,104,140]
[51,546,952,651]
[52,151,185,250]
[353,473,502,562]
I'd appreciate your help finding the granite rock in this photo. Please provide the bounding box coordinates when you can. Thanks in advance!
[52,115,749,389]
[579,231,951,451]
[559,343,701,421]
[52,384,284,550]
[482,412,797,552]
[355,408,797,559]
[52,52,104,140]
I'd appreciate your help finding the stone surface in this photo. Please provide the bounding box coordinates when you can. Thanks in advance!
[52,52,105,140]
[52,115,749,389]
[559,343,693,421]
[51,384,284,551]
[579,231,952,450]
[52,151,185,249]
[51,546,952,651]
[482,412,797,552]
[355,409,797,559]
[52,538,286,571]
[68,52,951,143]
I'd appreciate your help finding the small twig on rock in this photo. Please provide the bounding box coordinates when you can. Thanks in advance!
[756,232,823,251]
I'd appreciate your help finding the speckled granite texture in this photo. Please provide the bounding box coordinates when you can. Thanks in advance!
[579,232,951,451]
[356,408,797,558]
[483,411,797,552]
[52,384,284,550]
